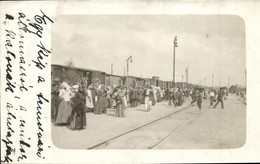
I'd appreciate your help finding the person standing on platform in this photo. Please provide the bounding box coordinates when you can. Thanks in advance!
[178,88,184,106]
[137,87,144,106]
[145,86,152,112]
[165,88,170,102]
[114,88,126,118]
[85,85,94,112]
[197,90,203,112]
[133,87,139,107]
[173,88,178,107]
[214,88,225,109]
[168,88,174,106]
[153,86,157,105]
[191,89,197,106]
[70,85,87,130]
[122,87,128,108]
[91,84,98,113]
[55,82,73,125]
[95,85,108,114]
[209,89,215,107]
[51,83,60,122]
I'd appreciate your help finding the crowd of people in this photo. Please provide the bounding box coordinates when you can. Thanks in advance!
[51,80,229,130]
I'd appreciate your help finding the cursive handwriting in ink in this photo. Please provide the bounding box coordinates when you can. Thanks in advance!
[5,29,16,93]
[20,10,54,38]
[5,14,14,20]
[17,13,28,92]
[36,93,49,159]
[32,41,51,70]
[1,103,17,163]
[17,118,31,162]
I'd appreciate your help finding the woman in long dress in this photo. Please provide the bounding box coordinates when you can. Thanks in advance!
[70,86,87,130]
[95,85,108,114]
[51,84,59,122]
[114,89,126,117]
[85,85,94,112]
[168,88,174,106]
[55,82,73,125]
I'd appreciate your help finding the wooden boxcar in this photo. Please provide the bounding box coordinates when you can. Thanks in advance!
[51,64,106,86]
[105,74,125,88]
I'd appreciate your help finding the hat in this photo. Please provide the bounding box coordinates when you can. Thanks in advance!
[72,85,79,89]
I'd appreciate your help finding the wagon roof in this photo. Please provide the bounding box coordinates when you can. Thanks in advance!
[51,64,106,73]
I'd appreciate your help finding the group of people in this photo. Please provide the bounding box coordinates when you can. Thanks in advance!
[51,82,87,130]
[51,82,130,130]
[51,79,229,130]
[189,88,227,111]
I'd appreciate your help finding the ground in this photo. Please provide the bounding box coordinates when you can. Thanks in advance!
[51,94,246,149]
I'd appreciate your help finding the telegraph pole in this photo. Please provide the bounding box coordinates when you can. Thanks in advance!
[126,56,133,89]
[228,76,230,88]
[212,74,214,88]
[186,67,189,88]
[111,63,113,75]
[245,69,247,89]
[173,36,178,88]
[182,74,184,89]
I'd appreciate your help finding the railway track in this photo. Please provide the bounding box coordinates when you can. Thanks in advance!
[87,102,203,149]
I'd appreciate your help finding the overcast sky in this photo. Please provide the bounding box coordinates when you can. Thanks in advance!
[52,15,246,87]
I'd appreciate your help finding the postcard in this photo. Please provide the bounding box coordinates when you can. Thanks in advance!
[1,1,260,163]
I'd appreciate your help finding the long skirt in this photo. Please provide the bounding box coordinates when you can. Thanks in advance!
[145,96,152,111]
[51,96,59,121]
[178,97,183,106]
[55,99,72,124]
[70,108,86,130]
[123,96,128,108]
[95,97,108,114]
[168,99,173,106]
[86,96,94,109]
[114,104,125,117]
[157,95,162,102]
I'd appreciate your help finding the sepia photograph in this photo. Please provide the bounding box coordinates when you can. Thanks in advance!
[51,15,246,149]
[2,0,260,163]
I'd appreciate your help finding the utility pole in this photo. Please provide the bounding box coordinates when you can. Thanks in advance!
[228,76,230,88]
[186,67,189,88]
[111,63,113,75]
[245,69,247,89]
[182,74,184,89]
[212,74,214,88]
[173,36,178,88]
[126,56,133,89]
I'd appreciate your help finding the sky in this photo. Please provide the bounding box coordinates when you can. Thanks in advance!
[52,15,246,87]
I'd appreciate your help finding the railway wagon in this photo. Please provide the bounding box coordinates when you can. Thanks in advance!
[51,64,106,86]
[127,76,143,88]
[105,74,125,88]
[158,80,164,89]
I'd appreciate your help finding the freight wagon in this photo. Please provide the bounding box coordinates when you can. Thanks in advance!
[51,64,106,86]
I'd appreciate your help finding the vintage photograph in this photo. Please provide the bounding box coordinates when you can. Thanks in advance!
[51,15,246,149]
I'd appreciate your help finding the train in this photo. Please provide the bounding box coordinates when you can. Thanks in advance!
[51,64,202,89]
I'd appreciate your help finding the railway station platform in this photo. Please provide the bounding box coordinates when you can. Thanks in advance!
[52,99,192,149]
[51,95,246,149]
